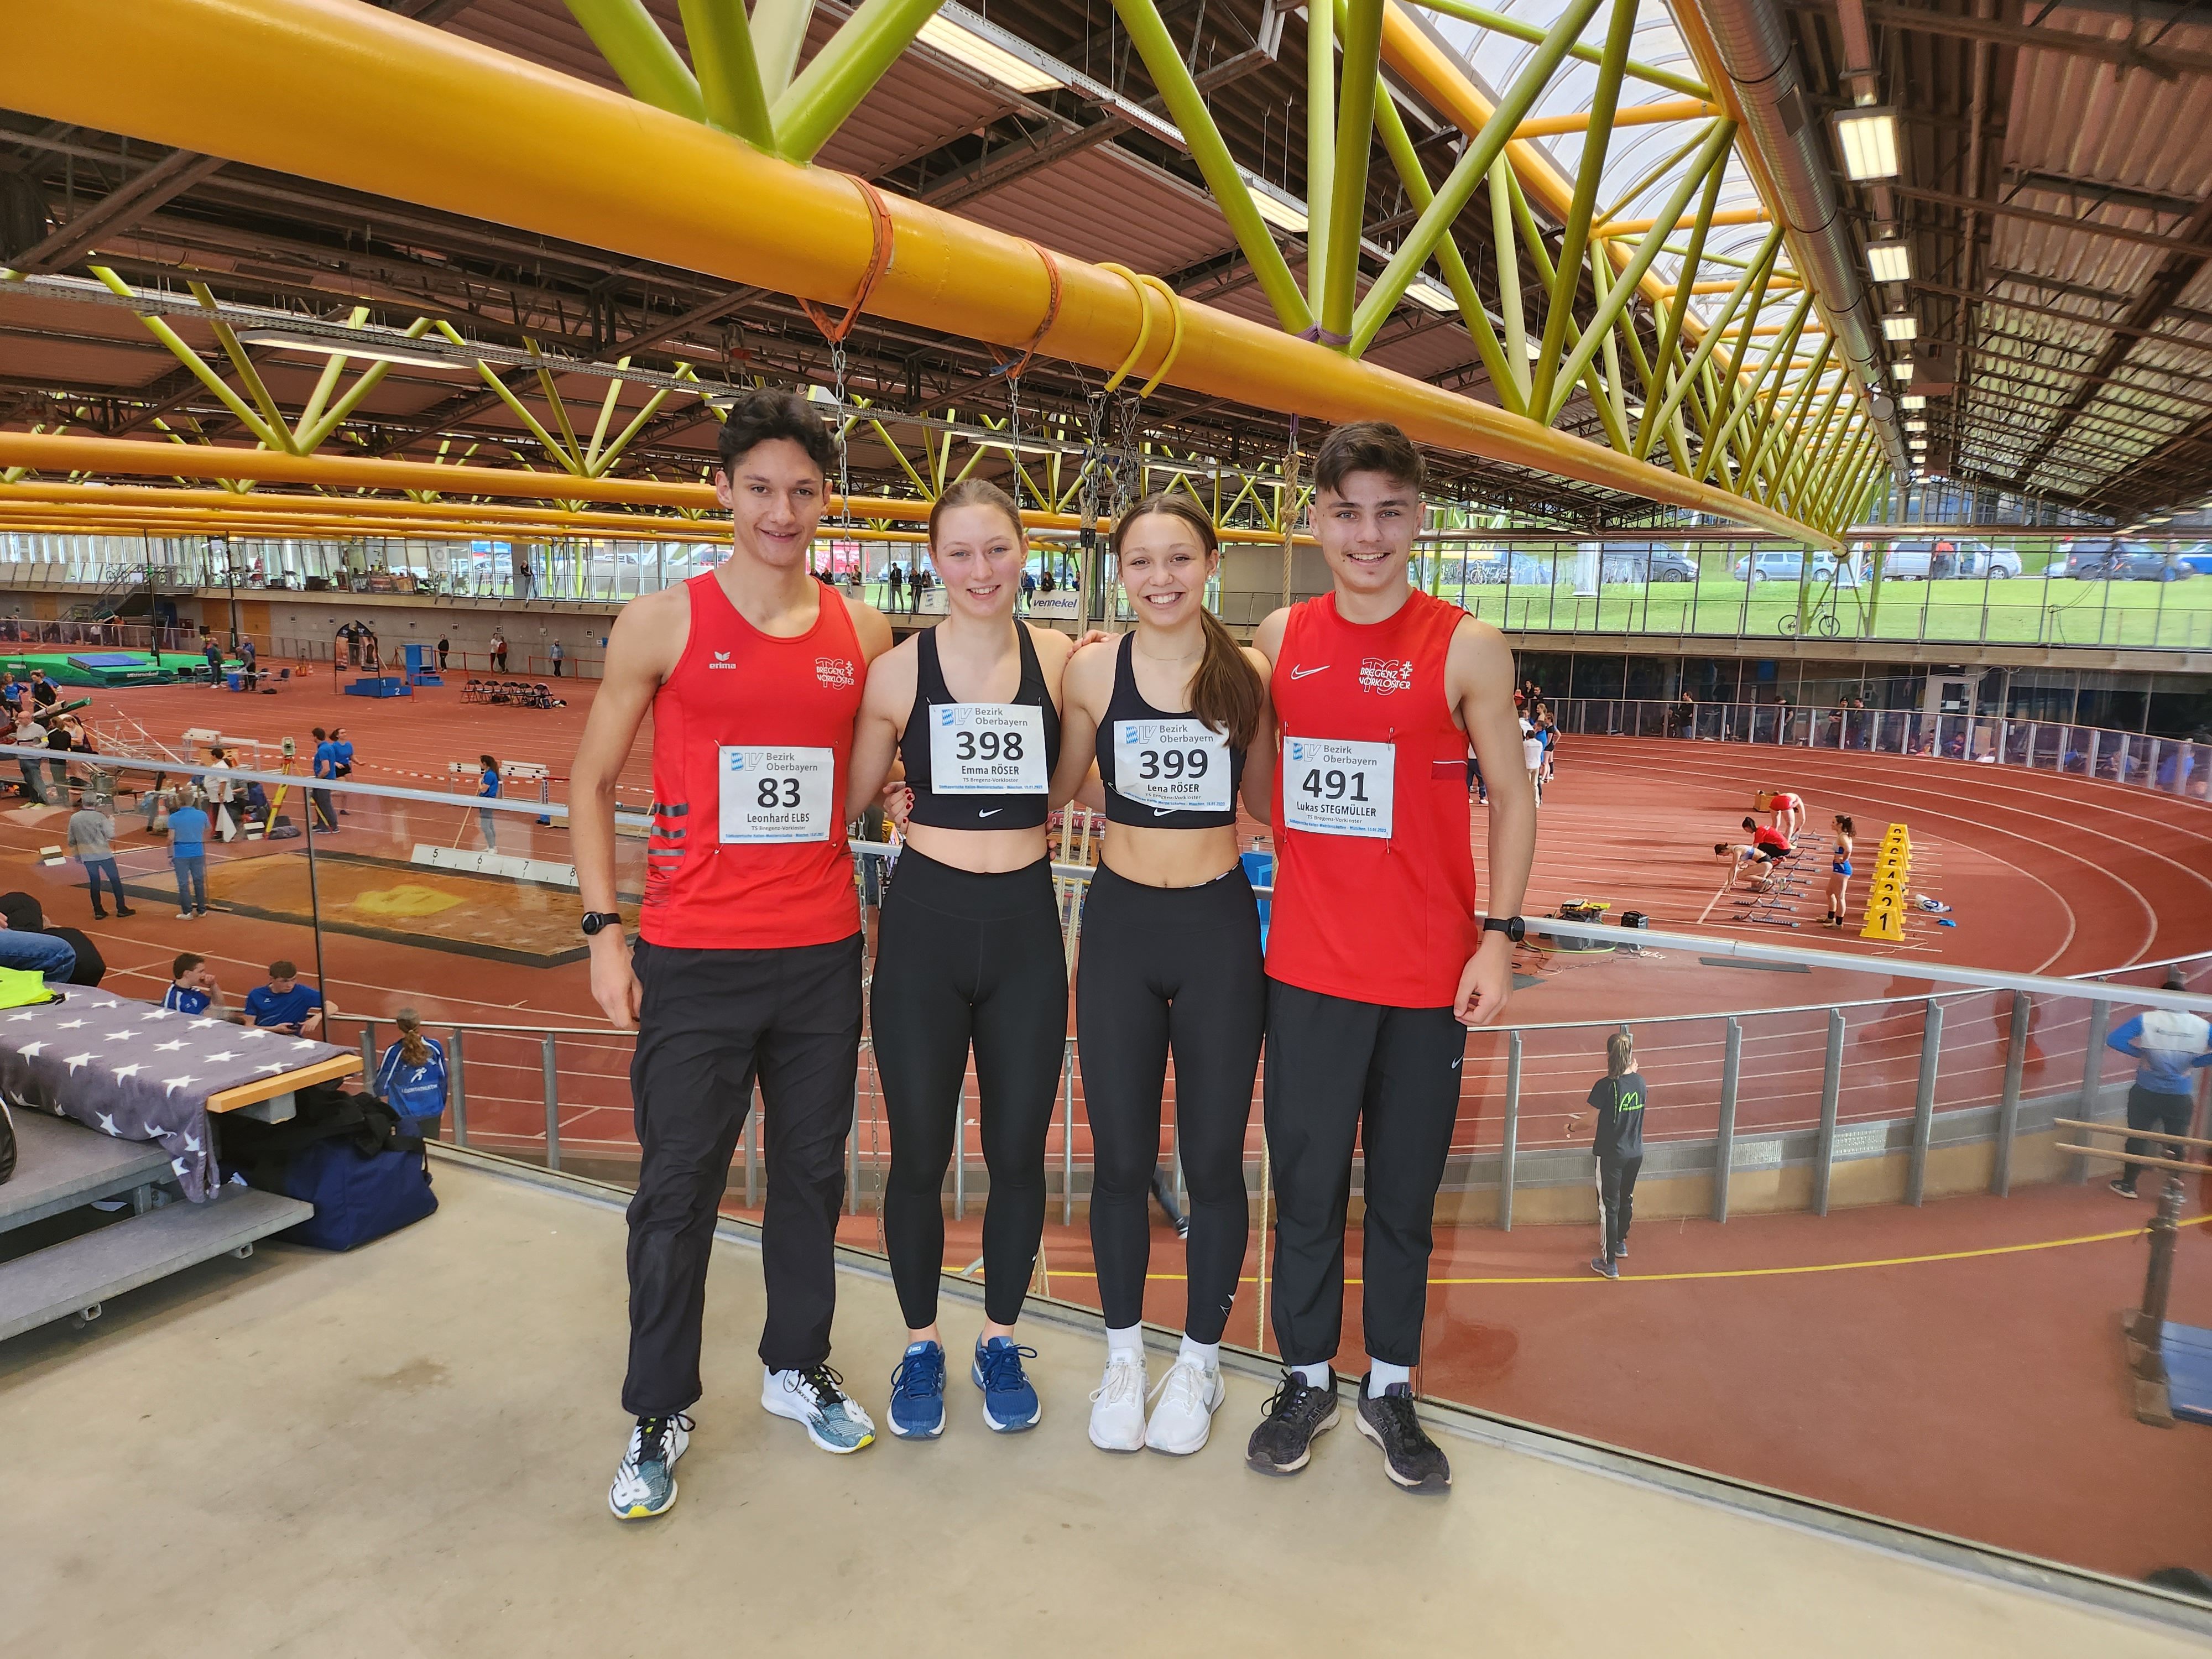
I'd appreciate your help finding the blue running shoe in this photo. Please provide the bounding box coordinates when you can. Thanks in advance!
[607,1412,692,1521]
[973,1335,1041,1432]
[889,1340,947,1439]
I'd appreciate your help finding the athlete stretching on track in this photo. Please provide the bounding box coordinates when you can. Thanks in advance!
[850,477,1077,1441]
[1048,492,1275,1457]
[1244,421,1535,1494]
[572,390,894,1521]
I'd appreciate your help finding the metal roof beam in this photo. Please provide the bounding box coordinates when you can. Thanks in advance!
[1887,183,2212,257]
[1817,1,2212,81]
[7,147,225,274]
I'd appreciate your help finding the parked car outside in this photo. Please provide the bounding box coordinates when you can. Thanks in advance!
[2059,539,2197,581]
[2176,542,2212,577]
[1731,548,1854,586]
[1597,541,1699,584]
[1460,549,1553,586]
[1879,536,2020,579]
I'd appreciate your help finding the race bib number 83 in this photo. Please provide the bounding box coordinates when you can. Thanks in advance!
[930,703,1048,795]
[1282,735,1394,839]
[719,745,834,843]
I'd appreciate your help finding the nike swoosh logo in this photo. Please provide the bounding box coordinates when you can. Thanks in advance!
[1288,665,1329,679]
[1152,807,1174,817]
[978,808,1002,818]
[1451,1058,1463,1069]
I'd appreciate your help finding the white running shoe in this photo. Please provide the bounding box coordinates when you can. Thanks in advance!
[1144,1358,1225,1455]
[1087,1350,1148,1452]
[761,1363,877,1454]
[607,1412,692,1520]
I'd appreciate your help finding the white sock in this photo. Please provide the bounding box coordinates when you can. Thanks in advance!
[1177,1334,1219,1373]
[1368,1360,1411,1397]
[1105,1324,1145,1361]
[1291,1361,1332,1390]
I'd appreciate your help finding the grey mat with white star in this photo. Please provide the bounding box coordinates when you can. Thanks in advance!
[0,985,349,1202]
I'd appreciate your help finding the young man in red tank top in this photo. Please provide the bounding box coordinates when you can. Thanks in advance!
[570,391,894,1520]
[1244,421,1535,1493]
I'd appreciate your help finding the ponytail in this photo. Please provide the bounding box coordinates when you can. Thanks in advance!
[395,1008,431,1067]
[1113,492,1266,750]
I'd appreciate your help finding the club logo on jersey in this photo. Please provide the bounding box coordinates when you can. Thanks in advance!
[1359,656,1414,694]
[939,706,959,727]
[815,656,856,688]
[709,650,737,671]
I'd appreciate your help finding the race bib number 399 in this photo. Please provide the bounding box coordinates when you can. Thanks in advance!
[930,703,1048,795]
[1112,718,1230,814]
[1282,735,1394,839]
[719,745,834,843]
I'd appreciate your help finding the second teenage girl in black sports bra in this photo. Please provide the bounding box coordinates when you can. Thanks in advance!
[1048,493,1275,1458]
[849,478,1076,1442]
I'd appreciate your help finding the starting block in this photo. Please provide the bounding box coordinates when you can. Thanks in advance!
[1859,823,1913,941]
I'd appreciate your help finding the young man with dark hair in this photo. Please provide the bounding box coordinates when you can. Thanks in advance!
[243,960,324,1035]
[1245,420,1535,1494]
[163,952,232,1018]
[571,387,895,1520]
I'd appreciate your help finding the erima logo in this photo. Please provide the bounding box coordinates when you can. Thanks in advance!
[1359,657,1414,694]
[815,656,855,688]
[708,650,737,671]
[1288,664,1329,680]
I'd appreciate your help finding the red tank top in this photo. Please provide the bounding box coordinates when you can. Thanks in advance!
[640,573,865,950]
[1267,589,1475,1008]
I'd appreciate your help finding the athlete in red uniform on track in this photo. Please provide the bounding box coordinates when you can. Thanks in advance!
[570,391,895,1521]
[1242,421,1535,1495]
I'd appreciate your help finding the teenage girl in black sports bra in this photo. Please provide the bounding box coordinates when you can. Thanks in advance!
[1046,492,1275,1458]
[849,478,1076,1440]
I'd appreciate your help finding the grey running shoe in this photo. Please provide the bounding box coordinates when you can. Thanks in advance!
[762,1362,877,1454]
[1589,1255,1619,1280]
[608,1412,692,1520]
[1245,1370,1339,1477]
[1355,1381,1451,1494]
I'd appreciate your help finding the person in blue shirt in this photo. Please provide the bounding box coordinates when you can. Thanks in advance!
[168,794,210,918]
[477,752,501,851]
[2105,977,2212,1198]
[375,1009,449,1134]
[243,959,325,1037]
[163,951,239,1020]
[330,725,356,816]
[308,725,339,832]
[202,633,225,686]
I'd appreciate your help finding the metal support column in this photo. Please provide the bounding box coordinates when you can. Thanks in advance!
[1712,1016,1741,1222]
[848,1055,863,1217]
[1498,1031,1521,1232]
[540,1032,561,1171]
[2075,998,2111,1183]
[1061,1040,1076,1227]
[1907,1000,1942,1205]
[448,1027,467,1147]
[357,1020,377,1086]
[1994,991,2029,1197]
[1813,1007,1843,1216]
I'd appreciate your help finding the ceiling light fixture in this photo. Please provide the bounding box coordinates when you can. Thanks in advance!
[1906,419,1928,432]
[1832,106,1901,181]
[1867,240,1912,284]
[232,327,457,369]
[1881,314,1918,341]
[1891,360,1914,382]
[1245,177,1309,236]
[1901,393,1927,410]
[919,12,1062,95]
[1405,278,1458,314]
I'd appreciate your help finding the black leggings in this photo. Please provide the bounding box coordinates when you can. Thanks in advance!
[1077,863,1265,1343]
[872,848,1068,1328]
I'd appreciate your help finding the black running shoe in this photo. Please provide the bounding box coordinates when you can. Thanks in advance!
[1245,1370,1339,1476]
[1355,1380,1451,1494]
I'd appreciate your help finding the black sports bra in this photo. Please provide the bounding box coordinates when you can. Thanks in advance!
[899,624,1061,831]
[1095,632,1245,830]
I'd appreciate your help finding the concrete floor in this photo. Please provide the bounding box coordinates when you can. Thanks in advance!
[0,1160,2201,1658]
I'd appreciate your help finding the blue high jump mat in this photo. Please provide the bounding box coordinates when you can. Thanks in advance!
[2161,1321,2212,1425]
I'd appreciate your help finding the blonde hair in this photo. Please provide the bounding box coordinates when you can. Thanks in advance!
[1606,1030,1635,1079]
[394,1007,431,1067]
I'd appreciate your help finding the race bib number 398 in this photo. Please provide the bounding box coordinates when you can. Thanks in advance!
[719,745,834,843]
[930,703,1048,795]
[1282,735,1394,839]
[1112,718,1230,814]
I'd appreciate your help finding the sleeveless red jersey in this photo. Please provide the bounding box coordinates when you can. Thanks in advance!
[640,573,865,950]
[1267,589,1476,1008]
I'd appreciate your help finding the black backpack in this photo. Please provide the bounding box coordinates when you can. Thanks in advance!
[220,1079,419,1187]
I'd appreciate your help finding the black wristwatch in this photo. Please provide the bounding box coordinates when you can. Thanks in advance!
[1482,916,1526,943]
[579,911,624,938]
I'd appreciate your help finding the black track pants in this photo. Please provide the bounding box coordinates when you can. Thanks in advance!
[622,933,862,1416]
[1262,983,1467,1369]
[2121,1084,2195,1189]
[1597,1154,1641,1261]
[872,849,1068,1329]
[1077,863,1265,1343]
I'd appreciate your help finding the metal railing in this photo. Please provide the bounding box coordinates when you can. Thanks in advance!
[1544,695,2212,798]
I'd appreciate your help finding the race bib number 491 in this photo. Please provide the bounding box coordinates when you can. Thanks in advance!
[930,703,1048,795]
[1282,735,1394,839]
[1112,718,1230,814]
[718,745,834,843]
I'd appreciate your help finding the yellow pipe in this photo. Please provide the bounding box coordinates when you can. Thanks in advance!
[1510,96,1718,138]
[1594,207,1768,238]
[0,0,1838,547]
